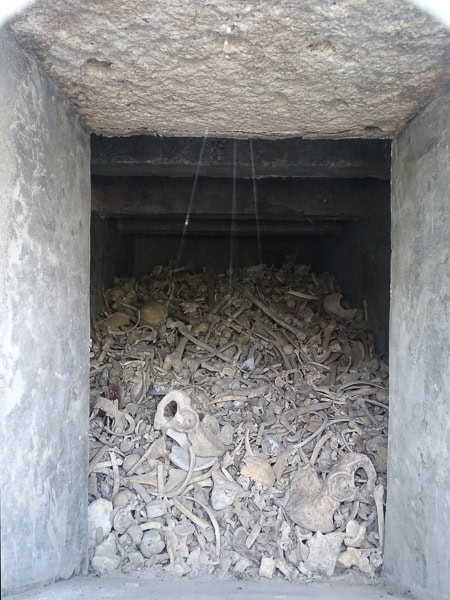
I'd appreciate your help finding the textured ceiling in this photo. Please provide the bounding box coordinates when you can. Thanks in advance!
[9,0,450,138]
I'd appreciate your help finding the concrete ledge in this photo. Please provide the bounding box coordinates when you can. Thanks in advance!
[7,576,409,600]
[91,137,391,179]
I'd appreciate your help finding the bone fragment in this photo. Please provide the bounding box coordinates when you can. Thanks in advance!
[113,489,134,508]
[241,426,275,486]
[128,438,164,475]
[374,483,385,550]
[310,431,333,466]
[337,547,375,576]
[94,397,128,433]
[243,289,304,340]
[140,530,166,559]
[176,324,233,362]
[141,301,168,326]
[163,334,188,372]
[97,312,131,331]
[172,498,210,531]
[287,290,319,301]
[323,293,358,321]
[186,496,221,557]
[344,519,367,548]
[241,456,275,487]
[275,557,297,581]
[145,500,168,519]
[88,498,113,544]
[259,556,276,579]
[108,450,120,498]
[211,470,243,510]
[285,465,338,533]
[246,517,264,549]
[92,533,121,574]
[113,507,135,535]
[327,452,377,503]
[234,556,252,574]
[165,447,196,497]
[304,532,345,576]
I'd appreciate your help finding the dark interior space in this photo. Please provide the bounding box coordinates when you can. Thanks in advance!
[90,137,391,354]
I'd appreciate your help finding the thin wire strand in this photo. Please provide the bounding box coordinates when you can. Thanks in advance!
[249,139,262,264]
[229,139,237,290]
[176,130,208,268]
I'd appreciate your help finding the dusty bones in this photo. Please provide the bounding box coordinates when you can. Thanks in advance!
[88,262,388,580]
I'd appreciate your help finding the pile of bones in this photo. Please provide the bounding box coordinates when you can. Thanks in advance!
[88,260,389,581]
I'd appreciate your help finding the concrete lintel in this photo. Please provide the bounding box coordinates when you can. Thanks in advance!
[7,574,409,600]
[92,176,390,220]
[91,136,391,179]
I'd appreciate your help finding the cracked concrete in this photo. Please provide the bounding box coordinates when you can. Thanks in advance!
[8,0,450,138]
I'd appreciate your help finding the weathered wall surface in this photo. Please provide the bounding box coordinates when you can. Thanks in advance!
[0,27,90,594]
[9,0,450,138]
[385,91,450,598]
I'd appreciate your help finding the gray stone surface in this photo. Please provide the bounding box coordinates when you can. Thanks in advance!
[385,90,450,598]
[6,575,409,600]
[8,1,450,138]
[0,27,91,595]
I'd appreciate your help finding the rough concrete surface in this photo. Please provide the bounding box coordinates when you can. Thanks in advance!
[7,576,409,600]
[8,0,450,138]
[0,27,91,595]
[385,90,450,598]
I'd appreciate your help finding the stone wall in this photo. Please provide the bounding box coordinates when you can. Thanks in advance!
[315,214,391,355]
[90,214,133,318]
[0,27,90,594]
[385,90,450,598]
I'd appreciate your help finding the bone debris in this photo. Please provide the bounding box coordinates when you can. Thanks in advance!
[88,261,389,581]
